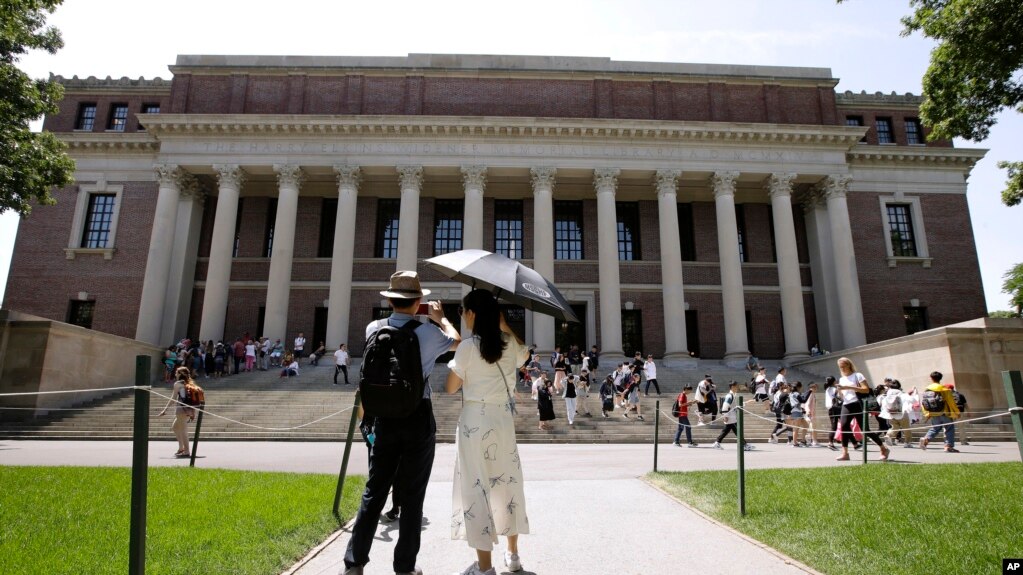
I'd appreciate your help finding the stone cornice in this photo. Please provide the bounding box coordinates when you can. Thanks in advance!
[138,114,867,148]
[835,90,922,110]
[50,74,171,93]
[56,133,160,153]
[847,147,987,169]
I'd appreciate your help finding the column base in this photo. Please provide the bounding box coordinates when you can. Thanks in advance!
[782,352,810,366]
[661,352,699,368]
[723,351,752,369]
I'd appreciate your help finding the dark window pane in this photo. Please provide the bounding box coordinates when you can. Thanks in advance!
[677,203,696,261]
[375,199,401,258]
[433,199,463,256]
[263,198,277,258]
[616,202,641,261]
[108,104,128,131]
[67,300,95,329]
[138,104,160,130]
[75,103,96,131]
[906,118,923,145]
[554,200,583,260]
[886,204,918,257]
[904,306,928,334]
[876,118,894,144]
[735,204,748,263]
[319,198,338,257]
[232,198,244,258]
[845,115,864,126]
[621,310,643,357]
[80,194,116,248]
[494,200,523,259]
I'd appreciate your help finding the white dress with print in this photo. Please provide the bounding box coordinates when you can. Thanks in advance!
[449,334,530,551]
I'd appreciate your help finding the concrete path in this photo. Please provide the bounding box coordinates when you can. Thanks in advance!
[4,440,1019,575]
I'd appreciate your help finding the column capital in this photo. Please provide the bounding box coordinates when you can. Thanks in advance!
[711,170,739,198]
[766,172,797,200]
[396,165,423,190]
[654,169,681,198]
[154,164,182,188]
[799,187,826,213]
[593,167,620,194]
[213,164,246,189]
[273,164,305,189]
[530,166,557,191]
[460,165,487,191]
[333,165,362,189]
[178,178,205,202]
[818,174,851,199]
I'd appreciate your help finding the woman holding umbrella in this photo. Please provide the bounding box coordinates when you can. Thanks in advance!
[446,289,530,575]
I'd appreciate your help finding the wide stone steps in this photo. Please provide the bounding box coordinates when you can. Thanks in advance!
[1,362,1016,443]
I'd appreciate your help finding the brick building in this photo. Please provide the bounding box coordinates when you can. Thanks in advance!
[4,54,988,364]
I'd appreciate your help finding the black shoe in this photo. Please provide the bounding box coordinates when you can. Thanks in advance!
[380,508,400,523]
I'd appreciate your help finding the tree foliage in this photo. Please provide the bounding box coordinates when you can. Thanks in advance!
[898,0,1023,206]
[1002,263,1023,316]
[0,0,74,217]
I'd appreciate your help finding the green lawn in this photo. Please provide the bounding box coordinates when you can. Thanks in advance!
[0,466,366,575]
[649,462,1023,575]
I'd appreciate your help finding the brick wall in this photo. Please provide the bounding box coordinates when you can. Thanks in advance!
[44,94,171,133]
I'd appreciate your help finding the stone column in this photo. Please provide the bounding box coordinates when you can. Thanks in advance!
[595,168,624,360]
[712,171,750,365]
[767,173,810,362]
[530,167,556,353]
[460,165,487,336]
[199,164,244,343]
[395,165,423,272]
[326,165,360,349]
[802,190,842,352]
[161,183,206,346]
[136,165,193,345]
[822,174,866,348]
[655,169,693,365]
[262,164,304,342]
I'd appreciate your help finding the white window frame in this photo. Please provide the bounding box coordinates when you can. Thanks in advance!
[878,194,931,268]
[66,180,123,260]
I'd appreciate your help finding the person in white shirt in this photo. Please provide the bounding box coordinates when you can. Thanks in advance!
[333,343,351,385]
[259,337,272,371]
[293,332,306,364]
[244,339,257,372]
[824,376,843,450]
[279,359,299,379]
[643,355,660,396]
[879,379,913,447]
[694,376,715,425]
[753,367,770,409]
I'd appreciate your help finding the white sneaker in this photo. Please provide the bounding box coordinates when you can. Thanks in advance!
[504,550,523,572]
[456,562,496,575]
[768,436,778,444]
[743,444,755,451]
[712,442,722,449]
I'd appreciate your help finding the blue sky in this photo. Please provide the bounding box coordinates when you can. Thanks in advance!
[7,0,1022,310]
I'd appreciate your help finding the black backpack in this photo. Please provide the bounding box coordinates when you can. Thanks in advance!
[921,389,946,413]
[359,320,425,419]
[671,397,682,418]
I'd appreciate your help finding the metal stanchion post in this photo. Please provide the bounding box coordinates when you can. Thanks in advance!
[1002,371,1023,463]
[862,407,868,464]
[129,356,150,575]
[653,400,660,473]
[189,408,204,468]
[333,391,362,518]
[737,396,746,516]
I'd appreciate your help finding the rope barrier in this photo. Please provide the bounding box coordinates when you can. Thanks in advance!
[147,388,353,432]
[0,385,139,397]
[733,405,1014,434]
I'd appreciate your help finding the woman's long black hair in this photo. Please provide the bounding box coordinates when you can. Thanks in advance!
[463,289,507,364]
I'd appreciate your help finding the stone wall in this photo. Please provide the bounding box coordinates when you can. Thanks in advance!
[0,310,165,419]
[792,317,1023,411]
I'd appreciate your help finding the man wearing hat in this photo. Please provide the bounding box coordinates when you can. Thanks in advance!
[344,271,460,575]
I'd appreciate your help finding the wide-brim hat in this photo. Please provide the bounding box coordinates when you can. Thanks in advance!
[379,270,431,299]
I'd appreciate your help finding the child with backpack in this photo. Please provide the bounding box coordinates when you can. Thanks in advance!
[672,385,698,447]
[880,379,913,447]
[712,381,753,451]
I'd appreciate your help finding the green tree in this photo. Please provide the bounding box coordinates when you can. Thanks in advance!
[0,0,74,216]
[1003,263,1023,316]
[899,0,1023,206]
[988,310,1019,318]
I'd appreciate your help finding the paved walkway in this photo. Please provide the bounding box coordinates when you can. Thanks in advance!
[3,440,1020,575]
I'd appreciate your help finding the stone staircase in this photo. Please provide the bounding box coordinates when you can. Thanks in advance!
[1,361,1016,444]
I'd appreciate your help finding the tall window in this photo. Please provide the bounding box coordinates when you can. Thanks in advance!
[75,103,97,131]
[318,199,338,257]
[433,199,463,256]
[876,117,894,144]
[107,104,128,131]
[845,115,867,142]
[67,300,95,329]
[735,204,748,263]
[621,310,643,357]
[232,198,244,258]
[554,201,584,260]
[80,194,116,248]
[886,204,918,257]
[138,103,160,130]
[494,200,523,259]
[263,198,277,257]
[677,203,696,261]
[375,199,401,258]
[905,118,923,144]
[616,202,641,261]
[904,306,929,334]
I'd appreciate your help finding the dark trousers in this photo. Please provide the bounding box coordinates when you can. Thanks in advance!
[674,416,692,444]
[644,378,661,395]
[771,409,791,439]
[716,422,745,446]
[334,364,349,384]
[233,356,242,374]
[828,405,842,443]
[839,401,884,448]
[345,400,436,573]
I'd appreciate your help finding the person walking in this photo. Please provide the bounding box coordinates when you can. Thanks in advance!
[536,377,556,431]
[445,289,530,575]
[552,349,568,394]
[333,343,351,385]
[576,368,593,417]
[622,372,644,420]
[231,338,244,375]
[562,374,578,426]
[526,355,542,400]
[599,374,615,418]
[158,366,200,458]
[803,382,821,447]
[881,379,913,447]
[293,331,306,365]
[712,381,752,450]
[244,338,257,372]
[824,376,842,450]
[834,357,891,462]
[672,385,698,447]
[753,367,770,408]
[919,371,961,453]
[643,355,660,396]
[343,271,460,575]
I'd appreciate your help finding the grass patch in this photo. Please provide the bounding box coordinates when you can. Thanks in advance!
[649,462,1023,575]
[0,466,365,575]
